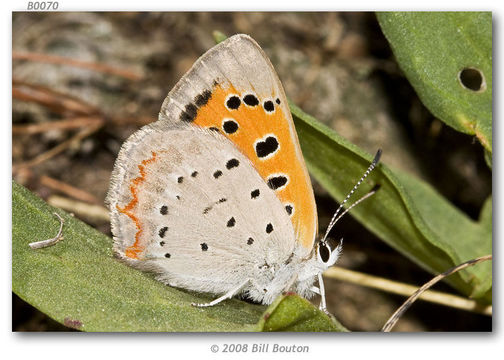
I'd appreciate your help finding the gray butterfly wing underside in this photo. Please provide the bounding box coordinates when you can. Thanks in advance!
[107,123,296,295]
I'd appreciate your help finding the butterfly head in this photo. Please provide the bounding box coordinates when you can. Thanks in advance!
[312,149,383,270]
[316,237,343,269]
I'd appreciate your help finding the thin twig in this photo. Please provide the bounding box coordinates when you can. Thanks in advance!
[13,116,102,135]
[47,195,110,222]
[40,175,100,204]
[12,122,103,171]
[29,212,65,249]
[324,266,492,317]
[14,80,153,128]
[381,255,492,332]
[13,80,100,116]
[13,51,143,81]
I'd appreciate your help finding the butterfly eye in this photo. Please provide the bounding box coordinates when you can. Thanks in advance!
[317,238,342,266]
[318,243,330,263]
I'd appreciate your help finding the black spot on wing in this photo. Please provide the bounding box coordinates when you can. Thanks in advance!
[179,90,212,122]
[159,226,168,238]
[266,223,274,234]
[267,175,288,190]
[251,189,260,199]
[255,136,279,159]
[226,95,241,110]
[180,103,197,122]
[243,94,259,106]
[223,119,239,134]
[203,198,227,215]
[160,205,168,215]
[195,90,212,107]
[226,158,239,170]
[264,100,275,113]
[201,243,208,251]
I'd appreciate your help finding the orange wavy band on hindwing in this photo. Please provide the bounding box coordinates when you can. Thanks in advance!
[116,151,158,259]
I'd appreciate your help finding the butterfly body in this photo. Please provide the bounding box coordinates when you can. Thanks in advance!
[107,34,349,308]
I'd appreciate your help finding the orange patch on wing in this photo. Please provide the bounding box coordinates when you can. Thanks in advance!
[117,151,158,259]
[193,84,317,249]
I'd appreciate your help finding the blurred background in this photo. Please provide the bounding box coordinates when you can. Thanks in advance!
[12,12,491,331]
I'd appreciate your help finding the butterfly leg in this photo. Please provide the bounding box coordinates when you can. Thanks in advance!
[191,279,250,308]
[309,286,329,315]
[317,273,330,315]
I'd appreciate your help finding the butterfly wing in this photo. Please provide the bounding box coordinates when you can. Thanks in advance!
[159,34,317,254]
[107,124,296,295]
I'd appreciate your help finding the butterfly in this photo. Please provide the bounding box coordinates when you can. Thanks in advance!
[106,34,380,311]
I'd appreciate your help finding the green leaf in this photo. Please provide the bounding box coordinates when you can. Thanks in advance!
[12,181,344,331]
[377,12,492,153]
[484,148,492,169]
[256,293,348,332]
[212,30,228,44]
[290,102,492,302]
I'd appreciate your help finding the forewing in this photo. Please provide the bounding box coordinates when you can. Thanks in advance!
[159,34,317,253]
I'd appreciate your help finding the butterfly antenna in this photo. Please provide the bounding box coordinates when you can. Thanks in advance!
[321,149,382,243]
[331,184,381,227]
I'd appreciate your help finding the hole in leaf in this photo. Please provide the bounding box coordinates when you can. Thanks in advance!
[458,67,486,92]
